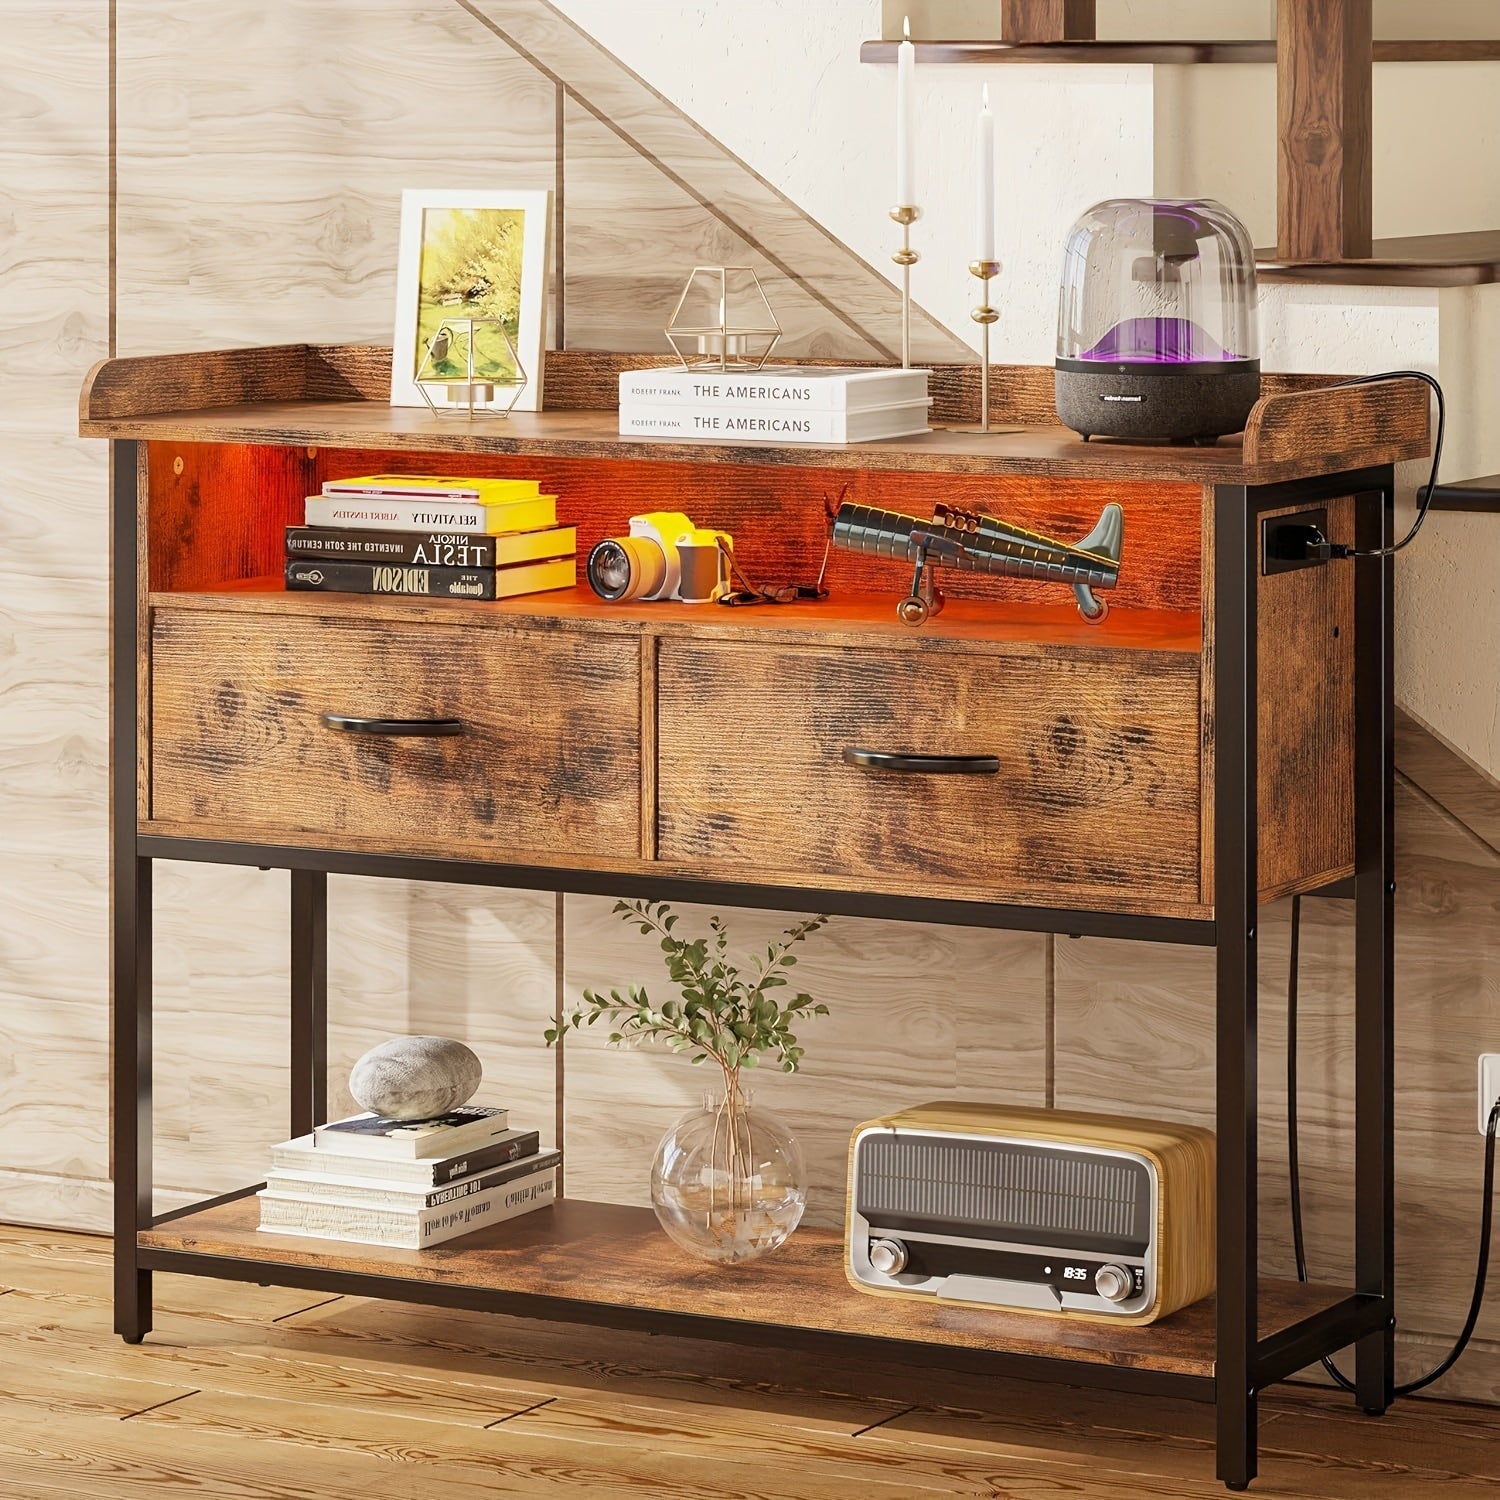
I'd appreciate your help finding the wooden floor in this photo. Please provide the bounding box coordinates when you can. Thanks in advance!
[3,1227,1499,1498]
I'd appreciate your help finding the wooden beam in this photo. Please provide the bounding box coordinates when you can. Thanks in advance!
[1277,0,1373,259]
[1000,1,1095,43]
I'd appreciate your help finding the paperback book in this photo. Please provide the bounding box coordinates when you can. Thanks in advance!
[285,557,575,600]
[258,1165,557,1250]
[619,403,929,444]
[314,1106,511,1158]
[321,474,541,503]
[618,366,929,411]
[285,525,576,569]
[303,494,557,535]
[271,1130,542,1186]
[264,1148,563,1211]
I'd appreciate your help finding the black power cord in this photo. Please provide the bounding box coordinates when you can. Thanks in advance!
[1286,893,1500,1396]
[1300,371,1446,562]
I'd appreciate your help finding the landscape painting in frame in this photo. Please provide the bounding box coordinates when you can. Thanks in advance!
[390,189,552,413]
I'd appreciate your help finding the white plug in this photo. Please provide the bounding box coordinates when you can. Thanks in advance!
[1478,1055,1500,1136]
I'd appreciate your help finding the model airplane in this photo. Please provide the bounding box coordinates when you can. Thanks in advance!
[831,499,1124,624]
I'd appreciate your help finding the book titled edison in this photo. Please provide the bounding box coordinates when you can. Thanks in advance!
[286,557,576,600]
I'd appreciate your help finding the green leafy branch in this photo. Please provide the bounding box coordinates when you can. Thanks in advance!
[545,901,830,1083]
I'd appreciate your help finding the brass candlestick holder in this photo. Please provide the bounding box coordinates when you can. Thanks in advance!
[890,205,921,369]
[968,258,1000,433]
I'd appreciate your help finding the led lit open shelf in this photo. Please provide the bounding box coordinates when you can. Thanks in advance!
[139,1195,1366,1389]
[155,579,1204,656]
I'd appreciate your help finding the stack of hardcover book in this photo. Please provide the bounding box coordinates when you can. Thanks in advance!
[285,474,577,600]
[258,1105,560,1250]
[617,366,931,444]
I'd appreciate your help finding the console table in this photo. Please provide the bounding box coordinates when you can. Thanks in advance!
[81,344,1430,1490]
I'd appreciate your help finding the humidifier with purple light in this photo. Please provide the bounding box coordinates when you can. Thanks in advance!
[1054,198,1261,445]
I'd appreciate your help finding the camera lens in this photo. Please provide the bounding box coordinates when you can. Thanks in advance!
[588,539,633,598]
[586,535,667,602]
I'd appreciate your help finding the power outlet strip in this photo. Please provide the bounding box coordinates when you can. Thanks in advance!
[1479,1054,1500,1135]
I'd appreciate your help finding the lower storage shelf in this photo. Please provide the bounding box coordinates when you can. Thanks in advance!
[139,1197,1354,1388]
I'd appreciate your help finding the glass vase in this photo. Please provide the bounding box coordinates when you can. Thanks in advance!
[650,1084,806,1265]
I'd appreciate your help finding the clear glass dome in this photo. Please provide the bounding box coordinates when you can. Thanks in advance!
[1057,198,1259,371]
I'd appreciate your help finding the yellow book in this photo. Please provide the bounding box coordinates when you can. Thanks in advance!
[492,525,577,566]
[494,556,577,599]
[304,494,557,536]
[322,473,542,504]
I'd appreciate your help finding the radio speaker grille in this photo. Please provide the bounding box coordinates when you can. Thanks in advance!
[856,1135,1151,1254]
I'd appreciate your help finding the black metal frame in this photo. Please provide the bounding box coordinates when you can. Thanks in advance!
[108,438,1397,1491]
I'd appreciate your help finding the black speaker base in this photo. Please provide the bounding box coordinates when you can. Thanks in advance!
[1055,366,1261,445]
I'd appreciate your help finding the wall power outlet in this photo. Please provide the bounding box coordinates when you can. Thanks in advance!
[1480,1055,1500,1135]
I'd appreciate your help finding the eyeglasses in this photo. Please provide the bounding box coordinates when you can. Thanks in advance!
[714,486,843,607]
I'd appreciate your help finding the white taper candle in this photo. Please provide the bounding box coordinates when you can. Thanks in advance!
[976,84,996,262]
[896,16,916,206]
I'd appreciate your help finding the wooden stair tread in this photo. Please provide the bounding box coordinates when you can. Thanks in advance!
[140,1196,1353,1381]
[860,39,1500,66]
[1418,473,1500,511]
[1255,229,1500,287]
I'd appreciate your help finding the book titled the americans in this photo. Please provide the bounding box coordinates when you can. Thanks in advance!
[619,403,929,445]
[618,366,929,412]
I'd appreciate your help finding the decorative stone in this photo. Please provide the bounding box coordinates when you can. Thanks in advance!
[348,1036,483,1121]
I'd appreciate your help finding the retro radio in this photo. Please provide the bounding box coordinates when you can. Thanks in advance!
[846,1103,1215,1325]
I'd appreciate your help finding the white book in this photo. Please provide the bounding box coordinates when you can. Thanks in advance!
[257,1167,557,1250]
[264,1148,562,1211]
[313,1106,514,1159]
[619,366,929,412]
[270,1131,541,1186]
[619,401,930,445]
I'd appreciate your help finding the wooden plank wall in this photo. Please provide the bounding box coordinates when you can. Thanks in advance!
[3,0,1500,1406]
[0,1,112,1227]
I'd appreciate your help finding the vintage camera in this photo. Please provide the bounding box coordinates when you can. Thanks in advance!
[586,512,732,603]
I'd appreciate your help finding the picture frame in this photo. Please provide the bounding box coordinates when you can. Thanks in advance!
[389,188,552,413]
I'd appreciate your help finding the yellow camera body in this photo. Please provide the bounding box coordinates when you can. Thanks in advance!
[587,512,732,603]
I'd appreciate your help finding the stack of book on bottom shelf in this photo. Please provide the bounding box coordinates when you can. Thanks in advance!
[617,365,931,444]
[258,1105,560,1250]
[285,473,577,601]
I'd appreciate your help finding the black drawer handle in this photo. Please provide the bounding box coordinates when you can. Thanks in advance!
[842,747,999,775]
[321,713,466,738]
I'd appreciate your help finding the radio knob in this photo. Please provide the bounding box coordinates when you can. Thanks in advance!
[868,1238,908,1275]
[1094,1264,1135,1303]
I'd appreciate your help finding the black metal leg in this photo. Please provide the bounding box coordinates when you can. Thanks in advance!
[1353,472,1396,1414]
[1214,483,1258,1491]
[111,438,152,1343]
[290,869,329,1138]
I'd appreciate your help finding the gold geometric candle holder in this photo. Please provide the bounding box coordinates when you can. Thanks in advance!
[415,316,528,418]
[665,266,782,372]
